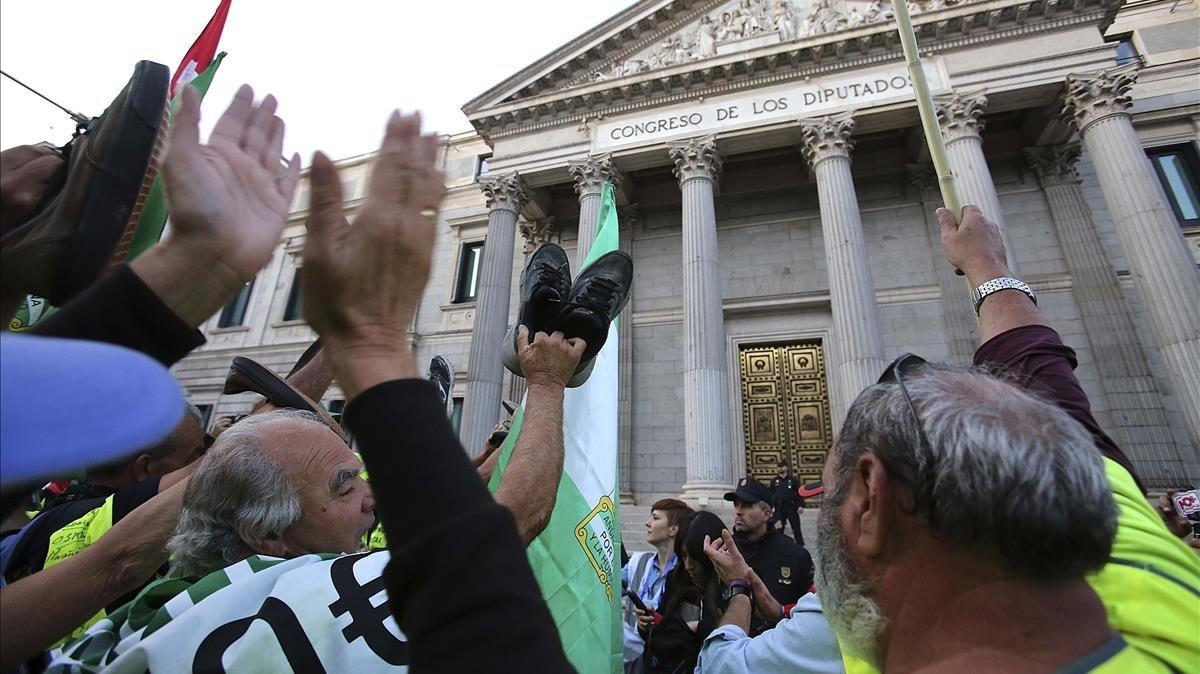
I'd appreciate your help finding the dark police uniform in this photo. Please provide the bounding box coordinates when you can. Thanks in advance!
[733,528,813,636]
[769,473,804,545]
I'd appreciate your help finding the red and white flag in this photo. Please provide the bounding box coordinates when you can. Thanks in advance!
[169,0,231,98]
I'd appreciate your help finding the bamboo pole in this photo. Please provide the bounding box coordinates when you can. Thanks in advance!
[890,0,961,215]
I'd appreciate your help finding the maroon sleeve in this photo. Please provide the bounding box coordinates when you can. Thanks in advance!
[973,325,1145,494]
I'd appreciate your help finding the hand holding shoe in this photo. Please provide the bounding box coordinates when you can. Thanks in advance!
[302,111,446,398]
[0,145,63,234]
[130,85,301,327]
[516,326,586,389]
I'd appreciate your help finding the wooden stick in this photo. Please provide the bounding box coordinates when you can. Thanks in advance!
[890,0,961,215]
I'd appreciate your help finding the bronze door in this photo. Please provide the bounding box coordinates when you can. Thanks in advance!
[739,341,833,488]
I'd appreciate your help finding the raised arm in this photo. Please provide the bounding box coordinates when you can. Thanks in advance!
[301,112,571,672]
[494,326,584,545]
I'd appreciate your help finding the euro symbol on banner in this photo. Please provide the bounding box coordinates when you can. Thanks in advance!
[328,552,409,665]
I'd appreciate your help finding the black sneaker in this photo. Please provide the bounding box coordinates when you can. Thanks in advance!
[518,243,572,339]
[558,250,633,370]
[428,355,454,411]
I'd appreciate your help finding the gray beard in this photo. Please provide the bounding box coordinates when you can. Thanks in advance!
[814,499,886,669]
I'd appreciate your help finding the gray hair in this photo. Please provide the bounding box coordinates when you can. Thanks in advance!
[168,409,325,577]
[831,363,1116,580]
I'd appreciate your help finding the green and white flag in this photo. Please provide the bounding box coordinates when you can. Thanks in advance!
[50,552,410,672]
[488,181,624,673]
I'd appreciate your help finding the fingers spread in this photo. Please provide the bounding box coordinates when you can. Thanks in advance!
[209,84,255,148]
[169,85,203,159]
[262,115,285,170]
[242,94,279,159]
[278,153,302,203]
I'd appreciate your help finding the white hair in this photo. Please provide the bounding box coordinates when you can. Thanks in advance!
[833,364,1116,579]
[167,409,325,577]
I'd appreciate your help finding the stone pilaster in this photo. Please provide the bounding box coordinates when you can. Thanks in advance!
[668,135,734,504]
[460,172,528,455]
[908,164,979,365]
[1025,142,1188,485]
[935,90,1020,274]
[1062,65,1200,462]
[569,153,623,266]
[801,113,887,427]
[617,206,638,504]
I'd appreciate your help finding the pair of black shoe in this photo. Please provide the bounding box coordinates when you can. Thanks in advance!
[515,243,633,375]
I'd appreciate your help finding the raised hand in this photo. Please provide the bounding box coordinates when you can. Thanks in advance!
[302,111,445,397]
[0,144,63,233]
[937,205,1010,285]
[516,326,586,389]
[161,84,301,283]
[130,84,301,328]
[703,529,752,585]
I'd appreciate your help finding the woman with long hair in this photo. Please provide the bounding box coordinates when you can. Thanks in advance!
[639,510,729,673]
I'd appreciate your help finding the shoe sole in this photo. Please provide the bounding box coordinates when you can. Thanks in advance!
[105,102,170,268]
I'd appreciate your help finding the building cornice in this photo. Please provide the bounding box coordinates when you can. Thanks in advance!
[467,0,1116,144]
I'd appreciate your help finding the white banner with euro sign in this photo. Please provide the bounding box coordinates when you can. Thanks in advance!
[594,58,947,151]
[49,552,409,673]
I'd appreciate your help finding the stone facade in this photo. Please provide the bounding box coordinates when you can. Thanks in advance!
[174,0,1200,510]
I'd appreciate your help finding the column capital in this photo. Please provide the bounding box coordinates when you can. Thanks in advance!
[1061,65,1137,133]
[479,172,528,213]
[568,153,623,197]
[935,90,988,143]
[799,112,856,167]
[668,135,722,184]
[617,204,640,229]
[1024,142,1082,186]
[518,216,555,253]
[905,162,938,196]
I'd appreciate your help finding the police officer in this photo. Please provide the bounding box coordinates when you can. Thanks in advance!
[769,460,805,545]
[723,477,813,634]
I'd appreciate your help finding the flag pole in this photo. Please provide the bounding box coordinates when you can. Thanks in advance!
[890,0,961,215]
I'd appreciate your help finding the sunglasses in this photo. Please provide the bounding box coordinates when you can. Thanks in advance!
[877,353,932,452]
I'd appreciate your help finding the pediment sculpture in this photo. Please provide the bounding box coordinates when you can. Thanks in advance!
[591,0,961,82]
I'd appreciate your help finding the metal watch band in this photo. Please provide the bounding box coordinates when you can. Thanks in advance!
[972,277,1036,316]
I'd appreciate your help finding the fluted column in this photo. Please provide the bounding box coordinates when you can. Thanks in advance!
[461,173,528,455]
[617,206,638,503]
[569,153,623,267]
[1026,143,1189,484]
[801,113,887,427]
[1062,65,1200,458]
[908,164,979,365]
[935,90,1020,275]
[669,136,733,503]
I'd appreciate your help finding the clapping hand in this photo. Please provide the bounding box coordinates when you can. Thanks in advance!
[302,111,446,397]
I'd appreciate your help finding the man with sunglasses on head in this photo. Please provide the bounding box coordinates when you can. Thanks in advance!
[698,205,1198,674]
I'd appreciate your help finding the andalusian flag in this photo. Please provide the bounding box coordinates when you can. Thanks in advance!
[126,0,231,260]
[488,182,624,673]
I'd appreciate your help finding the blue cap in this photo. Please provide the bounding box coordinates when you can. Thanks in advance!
[1,334,185,491]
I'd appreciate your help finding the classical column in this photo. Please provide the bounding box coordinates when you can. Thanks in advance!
[908,164,979,365]
[1062,65,1200,458]
[935,90,1020,274]
[668,136,734,503]
[568,153,623,267]
[1025,142,1188,484]
[460,172,528,455]
[801,113,888,427]
[617,206,638,503]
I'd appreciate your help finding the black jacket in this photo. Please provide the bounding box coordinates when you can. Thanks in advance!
[733,528,813,606]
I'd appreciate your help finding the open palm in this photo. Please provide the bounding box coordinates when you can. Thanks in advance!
[162,84,300,283]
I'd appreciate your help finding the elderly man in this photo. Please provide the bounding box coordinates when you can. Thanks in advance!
[698,206,1198,673]
[51,112,582,672]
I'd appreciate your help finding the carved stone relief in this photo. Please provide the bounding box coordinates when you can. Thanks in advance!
[590,0,963,82]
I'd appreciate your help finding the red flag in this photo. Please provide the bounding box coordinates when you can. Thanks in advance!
[169,0,232,97]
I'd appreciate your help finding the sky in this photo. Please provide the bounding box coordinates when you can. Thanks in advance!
[0,0,632,164]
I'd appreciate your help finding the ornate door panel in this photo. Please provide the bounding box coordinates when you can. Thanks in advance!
[739,342,833,486]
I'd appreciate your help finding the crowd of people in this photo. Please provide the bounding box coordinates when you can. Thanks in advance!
[0,59,1197,674]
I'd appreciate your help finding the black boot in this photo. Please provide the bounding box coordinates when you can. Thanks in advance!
[558,250,633,371]
[517,243,572,338]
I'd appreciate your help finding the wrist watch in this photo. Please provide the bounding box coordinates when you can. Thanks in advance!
[723,579,752,604]
[972,277,1036,316]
